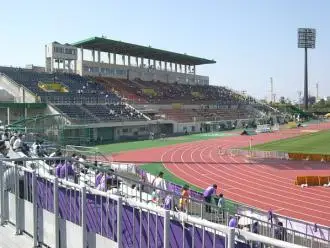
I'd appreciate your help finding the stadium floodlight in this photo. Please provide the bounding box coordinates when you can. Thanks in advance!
[297,28,316,110]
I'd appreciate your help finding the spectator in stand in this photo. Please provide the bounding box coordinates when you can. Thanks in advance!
[9,133,17,148]
[163,194,172,210]
[274,222,287,241]
[55,160,64,177]
[13,133,23,151]
[228,215,239,228]
[252,222,261,248]
[151,189,159,204]
[179,184,190,212]
[95,171,104,187]
[217,193,225,218]
[203,184,217,213]
[0,140,9,157]
[59,161,75,181]
[152,172,167,202]
[1,130,9,141]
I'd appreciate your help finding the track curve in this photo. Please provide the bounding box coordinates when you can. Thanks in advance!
[113,122,330,226]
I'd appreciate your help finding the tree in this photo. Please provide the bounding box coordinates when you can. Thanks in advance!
[279,96,286,104]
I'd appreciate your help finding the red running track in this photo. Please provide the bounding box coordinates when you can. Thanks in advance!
[113,122,330,226]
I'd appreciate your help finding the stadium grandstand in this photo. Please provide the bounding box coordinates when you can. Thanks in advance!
[0,37,318,248]
[0,37,278,145]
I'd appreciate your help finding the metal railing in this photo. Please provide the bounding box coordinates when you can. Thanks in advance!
[35,146,330,247]
[0,156,310,248]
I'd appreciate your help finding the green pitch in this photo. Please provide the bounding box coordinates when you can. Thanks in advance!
[251,129,330,154]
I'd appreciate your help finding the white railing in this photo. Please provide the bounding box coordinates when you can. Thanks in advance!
[0,156,311,248]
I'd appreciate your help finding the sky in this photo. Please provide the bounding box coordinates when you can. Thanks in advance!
[0,0,329,101]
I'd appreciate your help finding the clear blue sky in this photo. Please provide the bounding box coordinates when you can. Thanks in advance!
[1,0,329,100]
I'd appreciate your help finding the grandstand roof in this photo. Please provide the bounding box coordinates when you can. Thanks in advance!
[72,37,216,66]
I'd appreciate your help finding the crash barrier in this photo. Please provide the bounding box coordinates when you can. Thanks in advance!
[0,157,312,248]
[295,176,330,186]
[288,153,330,162]
[229,149,289,160]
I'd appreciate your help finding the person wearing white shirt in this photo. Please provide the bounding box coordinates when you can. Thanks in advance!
[9,134,17,148]
[13,134,23,151]
[217,193,225,218]
[31,142,39,156]
[152,172,167,201]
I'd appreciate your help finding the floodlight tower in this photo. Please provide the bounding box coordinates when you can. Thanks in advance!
[270,77,274,103]
[298,28,316,110]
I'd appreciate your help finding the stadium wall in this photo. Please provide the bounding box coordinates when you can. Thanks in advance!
[0,73,36,103]
[173,122,200,133]
[79,61,209,85]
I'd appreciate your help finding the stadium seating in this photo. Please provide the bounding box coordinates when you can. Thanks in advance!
[55,104,147,123]
[1,67,274,124]
[159,107,251,123]
[92,77,262,105]
[0,67,119,102]
[95,77,148,103]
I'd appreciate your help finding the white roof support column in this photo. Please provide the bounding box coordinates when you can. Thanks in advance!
[135,57,138,67]
[122,55,126,65]
[97,50,101,63]
[81,47,84,61]
[175,63,177,72]
[128,55,131,66]
[74,60,77,73]
[141,58,144,67]
[170,63,173,72]
[184,65,187,83]
[50,57,54,73]
[92,49,95,62]
[159,61,162,70]
[193,65,196,83]
[165,62,167,71]
[108,52,111,64]
[114,53,117,65]
[153,60,156,69]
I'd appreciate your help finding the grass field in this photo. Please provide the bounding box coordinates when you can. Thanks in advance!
[251,129,330,154]
[94,130,240,213]
[96,131,237,154]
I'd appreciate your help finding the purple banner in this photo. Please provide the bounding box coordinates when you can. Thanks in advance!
[86,194,117,240]
[37,178,54,212]
[121,205,165,248]
[170,220,226,248]
[58,186,80,224]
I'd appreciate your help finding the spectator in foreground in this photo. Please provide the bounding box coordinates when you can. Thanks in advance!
[12,133,23,151]
[179,184,190,212]
[152,172,167,202]
[275,222,287,241]
[203,184,217,213]
[252,222,261,248]
[163,194,172,210]
[217,193,225,218]
[59,161,75,181]
[228,215,239,228]
[151,189,159,204]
